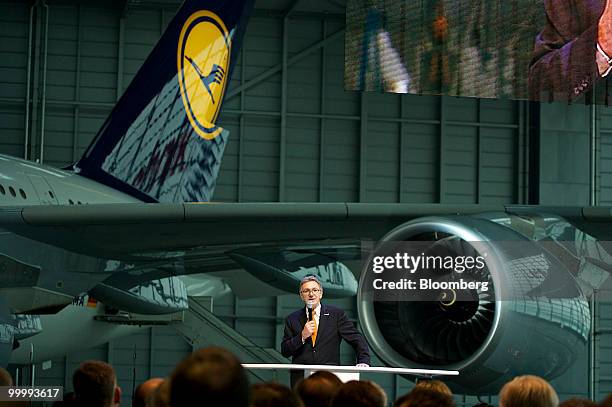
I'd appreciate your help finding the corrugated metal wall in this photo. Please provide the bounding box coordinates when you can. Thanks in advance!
[1,0,610,405]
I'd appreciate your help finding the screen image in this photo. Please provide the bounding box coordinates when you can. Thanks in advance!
[345,0,612,104]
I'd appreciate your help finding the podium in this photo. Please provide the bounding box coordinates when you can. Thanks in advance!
[242,363,459,383]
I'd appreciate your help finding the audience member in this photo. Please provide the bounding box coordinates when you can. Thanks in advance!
[414,379,452,396]
[599,394,612,407]
[146,380,170,407]
[331,380,386,407]
[498,375,559,407]
[169,346,249,407]
[0,368,12,386]
[559,398,596,407]
[251,382,303,407]
[133,377,164,407]
[294,371,342,407]
[72,360,121,407]
[394,388,455,407]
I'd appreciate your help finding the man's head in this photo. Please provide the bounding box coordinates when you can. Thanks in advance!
[169,346,249,407]
[498,375,559,407]
[558,398,596,407]
[413,379,452,396]
[394,388,455,407]
[72,360,121,407]
[0,367,13,386]
[146,380,171,407]
[299,275,323,309]
[295,371,343,407]
[251,382,303,407]
[331,380,386,407]
[133,377,164,407]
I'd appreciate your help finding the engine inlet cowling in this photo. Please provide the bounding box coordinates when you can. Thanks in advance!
[358,215,590,394]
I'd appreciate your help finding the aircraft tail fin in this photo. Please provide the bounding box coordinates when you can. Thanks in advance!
[75,0,254,202]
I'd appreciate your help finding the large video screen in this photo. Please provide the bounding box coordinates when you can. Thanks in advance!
[345,0,612,103]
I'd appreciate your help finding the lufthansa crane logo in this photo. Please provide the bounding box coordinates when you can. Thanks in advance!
[178,11,231,140]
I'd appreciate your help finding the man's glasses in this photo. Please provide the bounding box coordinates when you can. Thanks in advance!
[300,289,321,295]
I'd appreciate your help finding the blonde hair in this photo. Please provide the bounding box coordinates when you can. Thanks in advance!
[498,375,559,407]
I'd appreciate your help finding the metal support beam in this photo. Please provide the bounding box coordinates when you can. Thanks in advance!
[39,3,49,164]
[149,327,155,377]
[476,99,482,203]
[439,96,446,203]
[116,16,126,101]
[399,96,405,202]
[279,14,290,201]
[590,101,599,206]
[29,4,42,162]
[24,3,35,160]
[359,93,367,202]
[226,29,344,102]
[238,46,246,202]
[517,100,526,203]
[73,4,82,162]
[318,20,327,202]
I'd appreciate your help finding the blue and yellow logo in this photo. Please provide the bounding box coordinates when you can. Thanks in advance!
[177,11,231,140]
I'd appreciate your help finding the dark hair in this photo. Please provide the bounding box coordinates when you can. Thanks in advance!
[73,360,116,407]
[251,382,303,407]
[170,346,249,407]
[394,388,455,407]
[295,371,343,407]
[558,398,596,407]
[331,381,386,407]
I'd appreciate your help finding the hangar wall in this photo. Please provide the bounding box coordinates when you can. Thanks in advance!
[0,0,611,405]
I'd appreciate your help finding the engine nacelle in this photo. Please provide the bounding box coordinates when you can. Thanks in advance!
[358,215,592,394]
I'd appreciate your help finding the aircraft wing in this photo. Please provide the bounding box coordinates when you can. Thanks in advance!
[0,202,610,259]
[0,202,512,259]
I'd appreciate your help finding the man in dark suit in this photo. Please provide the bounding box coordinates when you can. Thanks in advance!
[529,0,612,102]
[281,275,370,386]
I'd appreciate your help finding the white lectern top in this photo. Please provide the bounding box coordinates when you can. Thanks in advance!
[242,363,458,376]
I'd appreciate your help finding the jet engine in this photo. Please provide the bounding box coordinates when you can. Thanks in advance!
[358,214,596,394]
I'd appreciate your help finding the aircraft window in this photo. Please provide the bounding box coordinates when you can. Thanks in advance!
[48,190,54,199]
[19,189,26,199]
[77,201,82,205]
[9,187,15,197]
[68,199,74,205]
[0,185,4,195]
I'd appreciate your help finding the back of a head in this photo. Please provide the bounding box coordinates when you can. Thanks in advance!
[73,360,117,407]
[251,382,303,407]
[414,380,452,396]
[0,368,12,386]
[498,375,559,407]
[559,398,597,407]
[170,346,249,407]
[133,378,164,407]
[146,380,171,407]
[331,381,386,407]
[394,388,455,407]
[295,371,343,407]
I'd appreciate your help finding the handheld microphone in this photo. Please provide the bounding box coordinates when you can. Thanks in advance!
[307,302,314,321]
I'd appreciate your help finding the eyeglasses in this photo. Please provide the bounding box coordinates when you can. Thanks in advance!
[300,289,321,295]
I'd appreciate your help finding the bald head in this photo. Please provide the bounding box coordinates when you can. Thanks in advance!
[133,378,164,407]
